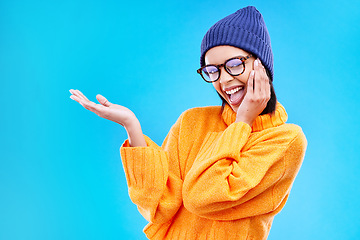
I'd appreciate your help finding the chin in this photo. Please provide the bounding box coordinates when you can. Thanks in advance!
[223,95,243,113]
[229,103,239,113]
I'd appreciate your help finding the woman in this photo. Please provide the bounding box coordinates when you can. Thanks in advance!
[70,6,307,240]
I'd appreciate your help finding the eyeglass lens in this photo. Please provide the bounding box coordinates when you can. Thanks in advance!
[201,58,244,82]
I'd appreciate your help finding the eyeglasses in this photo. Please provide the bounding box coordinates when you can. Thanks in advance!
[197,54,253,83]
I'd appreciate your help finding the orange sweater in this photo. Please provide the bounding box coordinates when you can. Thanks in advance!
[120,103,307,240]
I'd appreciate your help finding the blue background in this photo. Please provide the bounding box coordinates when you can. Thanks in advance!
[1,0,359,239]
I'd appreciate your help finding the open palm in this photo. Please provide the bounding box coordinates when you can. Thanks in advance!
[69,89,136,127]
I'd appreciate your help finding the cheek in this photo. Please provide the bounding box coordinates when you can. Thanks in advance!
[237,63,254,83]
[212,82,222,94]
[235,74,249,84]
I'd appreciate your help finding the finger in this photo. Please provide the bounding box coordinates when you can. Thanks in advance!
[69,89,85,101]
[260,72,266,99]
[82,100,106,114]
[96,94,112,107]
[257,60,266,96]
[258,60,270,100]
[70,93,112,120]
[265,77,271,100]
[70,94,87,107]
[72,89,90,102]
[69,89,89,102]
[70,94,101,113]
[247,70,255,95]
[254,60,262,95]
[75,89,90,101]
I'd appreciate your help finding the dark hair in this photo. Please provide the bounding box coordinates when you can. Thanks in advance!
[220,68,277,115]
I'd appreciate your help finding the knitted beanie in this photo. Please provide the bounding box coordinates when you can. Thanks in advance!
[200,6,274,81]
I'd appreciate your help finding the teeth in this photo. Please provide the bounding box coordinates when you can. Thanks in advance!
[225,87,243,95]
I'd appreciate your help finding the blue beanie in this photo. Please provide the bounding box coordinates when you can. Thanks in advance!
[200,6,274,81]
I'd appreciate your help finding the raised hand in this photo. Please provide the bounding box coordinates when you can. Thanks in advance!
[235,59,271,126]
[69,89,146,147]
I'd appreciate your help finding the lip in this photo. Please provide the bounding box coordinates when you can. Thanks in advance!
[221,84,246,107]
[222,85,245,92]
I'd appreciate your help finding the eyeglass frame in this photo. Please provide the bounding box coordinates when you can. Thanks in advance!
[197,54,253,83]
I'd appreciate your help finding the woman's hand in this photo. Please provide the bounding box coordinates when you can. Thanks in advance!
[70,89,136,127]
[69,89,147,147]
[235,59,271,126]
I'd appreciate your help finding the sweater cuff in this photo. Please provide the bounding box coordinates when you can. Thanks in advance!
[120,136,167,188]
[121,135,162,148]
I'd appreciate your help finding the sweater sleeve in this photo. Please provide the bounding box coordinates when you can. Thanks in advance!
[182,121,307,221]
[120,118,183,224]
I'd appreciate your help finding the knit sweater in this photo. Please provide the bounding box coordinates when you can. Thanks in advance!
[120,103,307,240]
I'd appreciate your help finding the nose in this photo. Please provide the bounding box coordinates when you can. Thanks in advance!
[219,67,233,84]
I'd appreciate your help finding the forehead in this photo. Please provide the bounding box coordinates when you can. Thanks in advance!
[205,46,249,65]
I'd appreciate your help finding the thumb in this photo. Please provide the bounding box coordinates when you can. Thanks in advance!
[96,94,111,107]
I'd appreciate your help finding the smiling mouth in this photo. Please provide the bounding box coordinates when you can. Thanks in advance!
[225,86,243,95]
[225,86,245,106]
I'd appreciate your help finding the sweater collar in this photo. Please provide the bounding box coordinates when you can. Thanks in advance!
[221,102,288,132]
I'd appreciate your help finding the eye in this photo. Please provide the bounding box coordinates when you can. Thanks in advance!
[226,59,242,68]
[203,66,218,75]
[225,59,244,75]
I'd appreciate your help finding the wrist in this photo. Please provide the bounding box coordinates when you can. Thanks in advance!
[123,117,140,132]
[235,115,254,126]
[124,119,147,147]
[235,119,253,126]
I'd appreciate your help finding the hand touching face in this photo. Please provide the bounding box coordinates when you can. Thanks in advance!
[235,58,270,126]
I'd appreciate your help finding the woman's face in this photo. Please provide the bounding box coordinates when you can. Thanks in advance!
[204,45,255,113]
